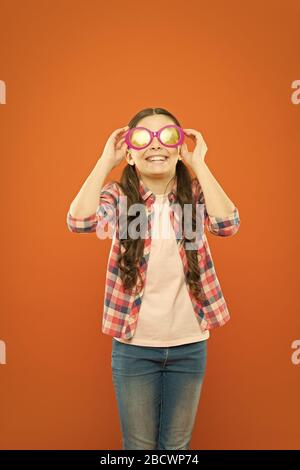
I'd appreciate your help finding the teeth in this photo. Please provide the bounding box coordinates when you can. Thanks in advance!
[146,156,167,161]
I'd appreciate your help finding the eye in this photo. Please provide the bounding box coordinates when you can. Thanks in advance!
[160,126,180,145]
[129,128,151,148]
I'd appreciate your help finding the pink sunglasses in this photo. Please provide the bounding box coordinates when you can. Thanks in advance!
[124,124,185,151]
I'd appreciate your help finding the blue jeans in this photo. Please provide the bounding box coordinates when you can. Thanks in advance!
[111,338,208,450]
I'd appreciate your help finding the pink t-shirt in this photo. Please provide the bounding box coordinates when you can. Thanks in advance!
[114,193,210,347]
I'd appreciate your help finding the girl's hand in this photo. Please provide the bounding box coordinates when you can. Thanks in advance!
[180,128,208,168]
[100,125,130,169]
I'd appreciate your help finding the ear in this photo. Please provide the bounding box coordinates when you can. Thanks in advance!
[125,149,134,166]
[125,153,130,164]
[178,146,183,160]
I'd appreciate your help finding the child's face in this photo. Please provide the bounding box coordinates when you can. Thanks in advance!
[125,114,181,178]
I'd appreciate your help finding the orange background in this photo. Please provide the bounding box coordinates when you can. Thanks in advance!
[0,0,299,450]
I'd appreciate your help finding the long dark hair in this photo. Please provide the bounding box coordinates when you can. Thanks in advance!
[117,107,206,304]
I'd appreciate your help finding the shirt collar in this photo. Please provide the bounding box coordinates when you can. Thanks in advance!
[138,174,177,204]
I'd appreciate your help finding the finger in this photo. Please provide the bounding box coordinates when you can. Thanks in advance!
[183,128,200,136]
[183,129,196,138]
[116,136,126,149]
[113,126,129,136]
[114,129,129,142]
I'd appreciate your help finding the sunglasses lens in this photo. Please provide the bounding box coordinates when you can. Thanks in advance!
[129,129,150,148]
[160,126,181,146]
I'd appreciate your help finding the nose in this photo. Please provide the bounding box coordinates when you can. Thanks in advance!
[149,135,162,150]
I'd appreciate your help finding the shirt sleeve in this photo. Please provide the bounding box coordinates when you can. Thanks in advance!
[66,181,119,234]
[192,177,240,237]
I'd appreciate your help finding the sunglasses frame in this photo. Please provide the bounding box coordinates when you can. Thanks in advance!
[124,124,185,150]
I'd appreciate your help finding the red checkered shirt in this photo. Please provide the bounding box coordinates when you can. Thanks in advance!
[67,175,240,339]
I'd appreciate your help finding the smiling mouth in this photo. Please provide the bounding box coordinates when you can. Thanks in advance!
[145,155,168,162]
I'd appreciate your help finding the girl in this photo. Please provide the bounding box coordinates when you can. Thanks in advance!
[67,107,240,450]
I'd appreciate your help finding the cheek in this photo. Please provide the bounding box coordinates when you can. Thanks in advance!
[133,152,147,169]
[135,151,144,161]
[130,152,142,164]
[169,150,179,163]
[170,149,179,157]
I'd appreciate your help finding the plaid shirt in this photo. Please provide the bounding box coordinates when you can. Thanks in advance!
[67,175,240,339]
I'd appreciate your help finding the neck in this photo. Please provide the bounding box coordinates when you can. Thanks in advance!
[139,172,176,195]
